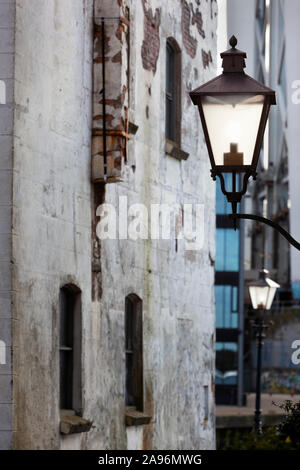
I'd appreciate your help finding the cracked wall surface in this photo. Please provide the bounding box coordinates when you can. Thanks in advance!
[12,0,94,449]
[7,0,217,450]
[89,0,217,450]
[140,0,161,74]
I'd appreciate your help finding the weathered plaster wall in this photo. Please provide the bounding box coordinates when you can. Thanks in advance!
[91,0,217,450]
[12,0,94,449]
[11,0,217,450]
[0,0,15,450]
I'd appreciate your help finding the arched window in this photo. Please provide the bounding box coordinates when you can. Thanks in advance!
[125,294,143,411]
[166,38,181,145]
[59,284,82,414]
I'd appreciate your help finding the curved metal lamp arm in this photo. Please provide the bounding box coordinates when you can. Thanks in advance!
[229,213,300,251]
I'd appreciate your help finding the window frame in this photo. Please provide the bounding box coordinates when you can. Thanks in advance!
[165,37,182,146]
[125,294,143,412]
[59,284,82,415]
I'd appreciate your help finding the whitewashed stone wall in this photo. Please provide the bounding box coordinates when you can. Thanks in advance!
[9,0,217,449]
[12,0,94,449]
[91,0,217,450]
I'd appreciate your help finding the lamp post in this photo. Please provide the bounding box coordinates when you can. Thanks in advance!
[190,36,300,249]
[248,269,280,434]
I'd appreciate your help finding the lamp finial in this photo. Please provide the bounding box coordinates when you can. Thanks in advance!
[229,35,238,49]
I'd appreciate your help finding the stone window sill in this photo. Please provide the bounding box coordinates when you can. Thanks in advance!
[165,139,189,161]
[60,410,93,435]
[125,408,152,427]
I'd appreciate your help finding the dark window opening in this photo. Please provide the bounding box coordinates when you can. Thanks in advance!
[203,386,209,421]
[166,38,181,145]
[59,284,82,414]
[125,294,143,411]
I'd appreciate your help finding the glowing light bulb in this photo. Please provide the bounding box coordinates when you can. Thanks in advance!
[226,121,241,143]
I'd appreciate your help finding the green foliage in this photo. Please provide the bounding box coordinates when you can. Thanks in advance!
[221,427,295,450]
[275,400,300,450]
[221,400,300,450]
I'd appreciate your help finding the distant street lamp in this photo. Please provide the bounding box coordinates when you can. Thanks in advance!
[248,269,280,434]
[190,36,300,249]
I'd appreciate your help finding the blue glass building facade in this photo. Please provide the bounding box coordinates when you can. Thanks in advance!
[215,175,243,405]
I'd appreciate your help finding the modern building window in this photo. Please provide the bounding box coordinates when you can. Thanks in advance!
[165,38,181,145]
[215,285,238,329]
[125,294,143,411]
[216,342,238,387]
[215,230,240,272]
[215,174,242,405]
[59,284,82,414]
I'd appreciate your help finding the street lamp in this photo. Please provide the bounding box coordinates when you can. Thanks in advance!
[190,35,276,218]
[190,35,300,250]
[248,269,280,434]
[248,269,280,311]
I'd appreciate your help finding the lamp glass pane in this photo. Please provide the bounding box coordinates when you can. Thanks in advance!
[202,94,264,167]
[249,285,269,309]
[266,286,277,310]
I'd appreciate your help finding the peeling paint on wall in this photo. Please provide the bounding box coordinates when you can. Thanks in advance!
[202,49,212,68]
[140,0,161,74]
[92,184,106,302]
[92,8,130,182]
[181,0,197,58]
[9,0,217,451]
[181,0,206,58]
[191,3,205,38]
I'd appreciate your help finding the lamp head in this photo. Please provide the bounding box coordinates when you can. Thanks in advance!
[248,269,280,311]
